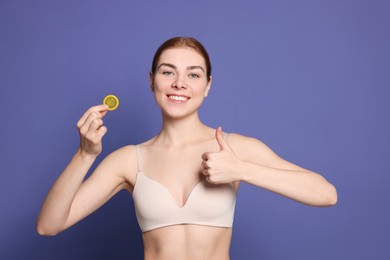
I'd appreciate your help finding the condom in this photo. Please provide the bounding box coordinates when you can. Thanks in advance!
[103,95,119,111]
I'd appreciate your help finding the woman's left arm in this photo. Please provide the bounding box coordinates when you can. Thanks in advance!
[201,128,338,207]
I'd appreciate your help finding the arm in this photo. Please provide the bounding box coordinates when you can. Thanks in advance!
[201,128,337,207]
[37,105,137,236]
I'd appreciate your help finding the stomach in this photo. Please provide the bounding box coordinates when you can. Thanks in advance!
[142,224,232,260]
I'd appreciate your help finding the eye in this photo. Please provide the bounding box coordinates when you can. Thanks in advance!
[189,73,200,79]
[162,71,174,76]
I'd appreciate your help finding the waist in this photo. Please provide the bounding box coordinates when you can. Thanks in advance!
[142,224,232,260]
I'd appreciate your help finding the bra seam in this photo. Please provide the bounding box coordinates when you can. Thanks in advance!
[142,221,234,233]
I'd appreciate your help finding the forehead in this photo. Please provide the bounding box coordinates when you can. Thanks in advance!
[158,47,206,68]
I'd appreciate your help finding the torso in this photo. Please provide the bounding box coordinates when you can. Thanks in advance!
[142,225,232,260]
[125,132,237,260]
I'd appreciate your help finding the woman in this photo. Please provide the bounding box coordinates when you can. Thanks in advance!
[37,37,337,260]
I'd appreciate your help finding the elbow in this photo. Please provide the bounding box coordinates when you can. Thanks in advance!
[321,183,338,207]
[329,185,338,206]
[306,182,338,207]
[37,226,58,237]
[37,227,60,237]
[36,221,61,236]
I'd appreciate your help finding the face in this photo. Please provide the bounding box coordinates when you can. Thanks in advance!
[150,47,212,119]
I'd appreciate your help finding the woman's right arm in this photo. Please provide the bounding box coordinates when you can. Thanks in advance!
[36,104,136,236]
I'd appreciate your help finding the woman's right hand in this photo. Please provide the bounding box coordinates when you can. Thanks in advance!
[76,104,109,157]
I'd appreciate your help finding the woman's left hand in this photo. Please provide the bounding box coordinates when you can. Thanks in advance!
[201,127,243,184]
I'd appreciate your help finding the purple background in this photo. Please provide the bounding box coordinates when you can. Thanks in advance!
[1,0,389,259]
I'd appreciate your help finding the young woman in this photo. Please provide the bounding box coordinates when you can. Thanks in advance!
[37,37,337,260]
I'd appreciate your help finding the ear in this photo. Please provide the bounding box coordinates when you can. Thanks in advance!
[149,71,154,92]
[204,76,212,97]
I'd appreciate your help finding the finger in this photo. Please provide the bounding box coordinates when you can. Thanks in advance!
[93,126,107,142]
[88,118,103,133]
[77,104,109,128]
[201,152,210,161]
[101,109,108,118]
[201,160,209,169]
[201,167,209,176]
[80,112,101,130]
[206,175,217,184]
[79,112,101,135]
[215,126,230,151]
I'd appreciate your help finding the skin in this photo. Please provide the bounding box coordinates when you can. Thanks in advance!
[37,47,337,260]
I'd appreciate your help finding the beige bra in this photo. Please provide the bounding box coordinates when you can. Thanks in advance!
[132,141,237,232]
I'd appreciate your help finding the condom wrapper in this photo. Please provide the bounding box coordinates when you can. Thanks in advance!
[103,95,119,111]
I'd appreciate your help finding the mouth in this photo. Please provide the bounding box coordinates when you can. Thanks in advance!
[167,94,190,102]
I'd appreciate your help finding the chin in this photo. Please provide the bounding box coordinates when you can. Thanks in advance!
[162,111,192,120]
[161,106,199,120]
[157,100,203,119]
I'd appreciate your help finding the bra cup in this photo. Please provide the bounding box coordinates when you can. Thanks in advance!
[133,172,237,232]
[133,173,178,221]
[184,182,236,219]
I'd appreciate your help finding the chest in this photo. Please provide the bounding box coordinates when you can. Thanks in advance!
[132,142,237,232]
[138,144,218,207]
[142,142,218,179]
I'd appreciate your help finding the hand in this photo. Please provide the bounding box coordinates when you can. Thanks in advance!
[76,104,109,157]
[201,127,243,184]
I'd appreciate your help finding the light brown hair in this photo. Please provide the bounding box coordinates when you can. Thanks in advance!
[151,37,212,82]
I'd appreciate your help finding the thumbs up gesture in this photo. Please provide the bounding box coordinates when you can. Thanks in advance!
[201,127,243,184]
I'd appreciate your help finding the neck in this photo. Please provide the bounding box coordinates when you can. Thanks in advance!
[156,112,212,146]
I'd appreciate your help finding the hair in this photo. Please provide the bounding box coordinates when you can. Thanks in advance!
[151,37,212,82]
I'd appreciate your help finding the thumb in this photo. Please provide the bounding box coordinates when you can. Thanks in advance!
[215,126,230,151]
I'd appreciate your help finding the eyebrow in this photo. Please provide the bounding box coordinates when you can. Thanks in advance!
[157,63,205,72]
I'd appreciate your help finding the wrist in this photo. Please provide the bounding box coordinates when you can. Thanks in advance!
[75,147,98,162]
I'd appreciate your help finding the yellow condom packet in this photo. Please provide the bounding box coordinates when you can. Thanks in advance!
[103,94,119,111]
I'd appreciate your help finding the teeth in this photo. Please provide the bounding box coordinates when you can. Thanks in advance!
[169,95,188,101]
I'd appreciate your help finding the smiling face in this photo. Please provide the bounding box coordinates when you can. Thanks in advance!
[150,47,212,119]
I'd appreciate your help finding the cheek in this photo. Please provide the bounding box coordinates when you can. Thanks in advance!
[153,77,172,91]
[194,82,209,96]
[152,82,167,95]
[153,87,166,103]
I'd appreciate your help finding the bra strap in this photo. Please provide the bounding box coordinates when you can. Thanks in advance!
[222,132,229,141]
[136,145,143,172]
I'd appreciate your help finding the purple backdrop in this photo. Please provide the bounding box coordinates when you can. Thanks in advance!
[1,0,389,259]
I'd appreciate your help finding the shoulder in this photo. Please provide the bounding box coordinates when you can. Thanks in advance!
[225,132,280,166]
[225,132,271,152]
[104,145,137,163]
[98,145,139,186]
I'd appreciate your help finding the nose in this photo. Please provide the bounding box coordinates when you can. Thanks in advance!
[172,75,187,89]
